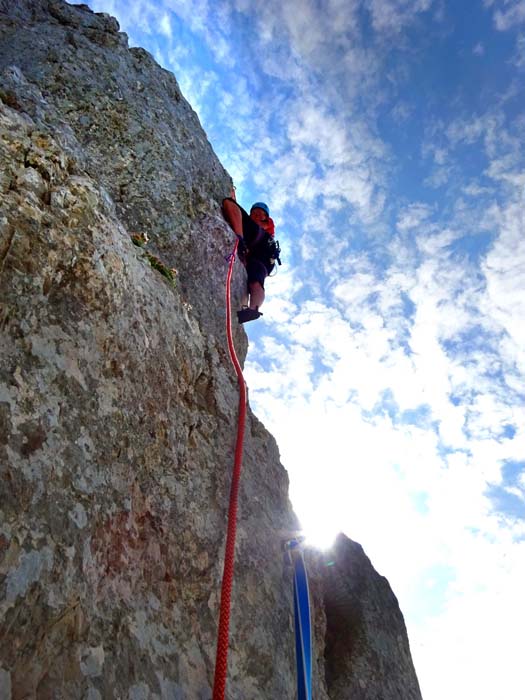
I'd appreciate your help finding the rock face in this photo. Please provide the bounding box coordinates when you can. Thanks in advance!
[0,2,422,699]
[312,535,423,700]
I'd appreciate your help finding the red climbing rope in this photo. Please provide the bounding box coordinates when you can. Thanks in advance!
[212,239,248,700]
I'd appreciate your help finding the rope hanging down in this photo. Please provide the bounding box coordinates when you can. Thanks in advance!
[286,539,313,700]
[212,239,248,700]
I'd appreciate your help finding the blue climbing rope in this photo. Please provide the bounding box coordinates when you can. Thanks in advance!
[286,539,312,700]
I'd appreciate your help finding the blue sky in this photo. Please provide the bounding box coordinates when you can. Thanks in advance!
[85,1,524,697]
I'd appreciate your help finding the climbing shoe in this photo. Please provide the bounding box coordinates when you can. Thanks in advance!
[237,307,262,324]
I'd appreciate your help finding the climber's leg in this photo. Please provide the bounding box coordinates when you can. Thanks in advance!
[248,281,265,310]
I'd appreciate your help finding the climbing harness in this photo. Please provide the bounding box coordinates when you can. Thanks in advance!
[285,538,313,700]
[212,238,248,700]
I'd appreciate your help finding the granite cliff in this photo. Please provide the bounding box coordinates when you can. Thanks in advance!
[0,2,423,698]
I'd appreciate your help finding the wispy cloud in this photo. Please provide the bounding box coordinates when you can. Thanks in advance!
[397,203,434,231]
[491,0,525,30]
[159,12,172,38]
[473,41,485,55]
[511,33,525,65]
[369,0,434,34]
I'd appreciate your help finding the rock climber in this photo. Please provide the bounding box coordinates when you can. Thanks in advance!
[222,192,280,324]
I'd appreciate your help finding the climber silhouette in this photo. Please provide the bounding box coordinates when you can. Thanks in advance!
[222,190,278,324]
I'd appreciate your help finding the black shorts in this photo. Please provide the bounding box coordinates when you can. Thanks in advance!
[246,258,269,288]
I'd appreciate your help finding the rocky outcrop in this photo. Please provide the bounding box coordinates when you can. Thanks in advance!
[312,535,423,699]
[0,2,422,698]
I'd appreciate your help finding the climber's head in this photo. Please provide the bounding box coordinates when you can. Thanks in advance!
[251,202,269,216]
[250,202,270,225]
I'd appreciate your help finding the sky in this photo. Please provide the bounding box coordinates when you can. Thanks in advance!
[84,1,525,698]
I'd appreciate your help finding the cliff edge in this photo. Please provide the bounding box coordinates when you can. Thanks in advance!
[0,2,422,698]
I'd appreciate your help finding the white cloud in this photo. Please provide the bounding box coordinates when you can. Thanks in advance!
[492,0,525,30]
[481,197,525,372]
[159,12,172,38]
[368,0,434,33]
[473,41,485,55]
[413,537,525,700]
[397,203,434,231]
[89,0,166,37]
[390,100,412,122]
[511,33,525,65]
